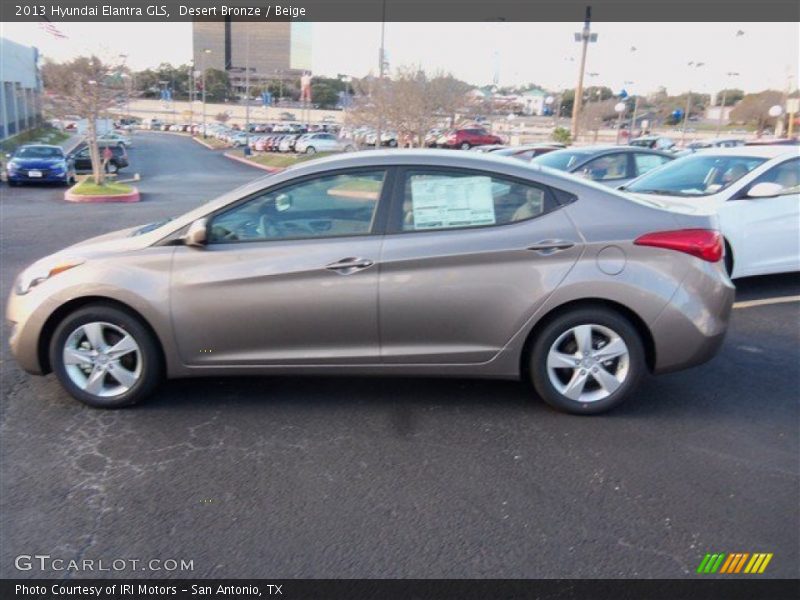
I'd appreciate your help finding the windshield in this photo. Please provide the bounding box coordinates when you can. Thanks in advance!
[532,150,590,171]
[627,154,767,197]
[14,146,63,159]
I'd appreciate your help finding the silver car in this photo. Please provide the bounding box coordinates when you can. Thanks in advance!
[6,151,734,414]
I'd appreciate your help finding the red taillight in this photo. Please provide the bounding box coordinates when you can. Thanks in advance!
[634,229,723,262]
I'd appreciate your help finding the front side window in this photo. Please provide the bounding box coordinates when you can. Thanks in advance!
[208,170,386,243]
[627,154,767,197]
[581,153,629,181]
[748,158,800,195]
[399,170,557,232]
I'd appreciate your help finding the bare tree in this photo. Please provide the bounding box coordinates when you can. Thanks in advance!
[348,68,470,147]
[42,55,125,185]
[730,90,785,133]
[579,99,618,142]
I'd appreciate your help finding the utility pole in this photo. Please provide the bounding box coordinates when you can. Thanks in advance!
[681,61,704,146]
[376,0,387,150]
[201,48,211,138]
[245,29,251,152]
[570,6,597,141]
[715,72,739,137]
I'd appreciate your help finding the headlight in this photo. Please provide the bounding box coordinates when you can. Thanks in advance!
[52,161,67,172]
[15,258,84,295]
[7,161,18,171]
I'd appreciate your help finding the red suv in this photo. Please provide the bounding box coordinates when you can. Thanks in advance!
[439,128,503,149]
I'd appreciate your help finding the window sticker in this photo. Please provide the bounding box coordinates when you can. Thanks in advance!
[410,176,496,229]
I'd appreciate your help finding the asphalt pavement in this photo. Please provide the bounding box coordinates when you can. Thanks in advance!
[0,132,797,579]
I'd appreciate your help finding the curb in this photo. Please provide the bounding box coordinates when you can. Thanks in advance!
[64,185,140,203]
[192,136,218,150]
[223,151,285,173]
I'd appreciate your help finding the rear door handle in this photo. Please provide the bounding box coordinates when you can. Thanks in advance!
[527,240,576,255]
[325,257,375,274]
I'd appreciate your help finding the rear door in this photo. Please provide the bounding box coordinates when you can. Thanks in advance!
[378,167,582,364]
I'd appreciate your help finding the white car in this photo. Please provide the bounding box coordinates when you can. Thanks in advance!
[97,131,132,147]
[294,133,355,154]
[624,145,800,278]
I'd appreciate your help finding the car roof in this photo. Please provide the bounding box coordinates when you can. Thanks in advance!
[693,145,799,159]
[19,144,61,149]
[548,145,670,156]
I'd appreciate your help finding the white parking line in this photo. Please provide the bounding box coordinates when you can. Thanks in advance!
[733,295,800,309]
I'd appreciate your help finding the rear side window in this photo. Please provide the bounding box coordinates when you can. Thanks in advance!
[397,169,559,232]
[581,153,629,181]
[634,153,671,176]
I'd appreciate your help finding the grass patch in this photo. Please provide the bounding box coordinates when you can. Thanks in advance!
[1,126,70,153]
[71,177,134,196]
[247,152,335,169]
[199,137,230,150]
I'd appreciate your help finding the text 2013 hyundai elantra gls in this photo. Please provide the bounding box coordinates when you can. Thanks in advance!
[6,151,735,414]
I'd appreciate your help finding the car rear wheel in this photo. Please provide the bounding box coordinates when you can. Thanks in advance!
[529,307,645,414]
[460,142,471,150]
[50,305,163,408]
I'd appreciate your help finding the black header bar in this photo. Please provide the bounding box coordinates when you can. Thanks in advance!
[3,579,800,600]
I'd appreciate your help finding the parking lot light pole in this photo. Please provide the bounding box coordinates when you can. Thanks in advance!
[681,61,705,146]
[716,72,739,137]
[570,6,598,141]
[376,0,387,151]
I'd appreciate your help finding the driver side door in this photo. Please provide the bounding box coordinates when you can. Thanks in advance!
[722,157,800,277]
[170,168,392,366]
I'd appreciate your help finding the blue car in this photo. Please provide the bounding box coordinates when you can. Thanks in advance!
[6,144,75,186]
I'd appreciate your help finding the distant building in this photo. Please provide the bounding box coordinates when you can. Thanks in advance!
[0,38,42,140]
[192,21,311,91]
[518,88,548,116]
[705,105,734,124]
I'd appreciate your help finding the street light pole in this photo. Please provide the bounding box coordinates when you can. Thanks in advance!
[376,0,387,150]
[201,48,211,138]
[570,6,597,141]
[245,30,251,152]
[681,61,704,146]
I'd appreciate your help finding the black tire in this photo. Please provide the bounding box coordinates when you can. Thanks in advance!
[529,307,646,415]
[49,304,163,408]
[460,142,471,150]
[306,146,316,154]
[724,240,734,277]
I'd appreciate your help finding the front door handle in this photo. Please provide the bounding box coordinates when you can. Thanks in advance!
[527,240,576,255]
[325,257,375,274]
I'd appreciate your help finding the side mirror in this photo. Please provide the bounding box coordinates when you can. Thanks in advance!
[747,182,783,199]
[182,218,208,247]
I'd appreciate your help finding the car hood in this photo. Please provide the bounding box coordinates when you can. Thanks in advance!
[49,225,155,260]
[10,156,65,168]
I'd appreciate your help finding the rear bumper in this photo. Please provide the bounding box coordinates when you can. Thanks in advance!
[651,261,735,374]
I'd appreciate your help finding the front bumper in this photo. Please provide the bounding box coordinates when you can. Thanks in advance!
[7,170,69,183]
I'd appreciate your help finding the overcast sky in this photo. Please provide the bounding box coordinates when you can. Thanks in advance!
[2,21,798,95]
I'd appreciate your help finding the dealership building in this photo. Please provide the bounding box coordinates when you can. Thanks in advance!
[192,21,312,90]
[0,38,43,140]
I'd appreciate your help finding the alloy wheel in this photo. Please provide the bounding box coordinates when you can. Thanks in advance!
[546,323,630,403]
[62,321,142,397]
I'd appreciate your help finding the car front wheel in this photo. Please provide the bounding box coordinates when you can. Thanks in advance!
[460,142,471,150]
[306,146,316,154]
[49,305,163,408]
[529,307,645,414]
